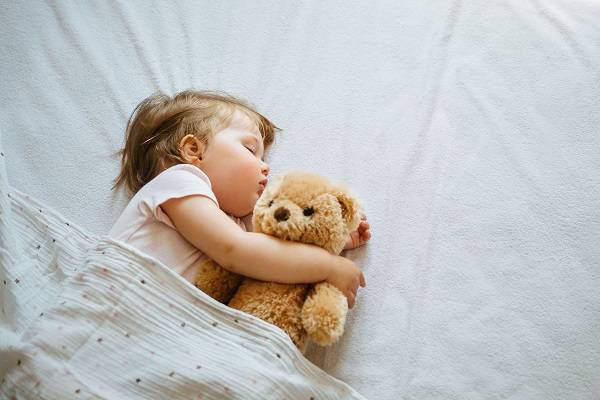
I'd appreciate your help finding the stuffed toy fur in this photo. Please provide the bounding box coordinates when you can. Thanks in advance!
[194,171,362,352]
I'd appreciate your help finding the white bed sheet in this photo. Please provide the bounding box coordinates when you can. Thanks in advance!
[1,1,599,398]
[0,169,365,399]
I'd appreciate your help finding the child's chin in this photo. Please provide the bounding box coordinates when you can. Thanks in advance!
[242,199,258,216]
[234,193,260,217]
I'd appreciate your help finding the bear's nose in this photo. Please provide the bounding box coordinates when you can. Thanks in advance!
[274,207,290,222]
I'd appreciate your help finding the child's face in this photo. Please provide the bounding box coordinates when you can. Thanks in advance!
[198,121,270,217]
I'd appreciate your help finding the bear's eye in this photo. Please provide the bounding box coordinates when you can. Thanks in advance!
[268,200,274,207]
[303,207,314,216]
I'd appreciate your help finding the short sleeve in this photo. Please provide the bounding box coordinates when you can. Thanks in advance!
[138,164,219,229]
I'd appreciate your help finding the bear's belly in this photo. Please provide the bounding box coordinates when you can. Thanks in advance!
[229,280,309,348]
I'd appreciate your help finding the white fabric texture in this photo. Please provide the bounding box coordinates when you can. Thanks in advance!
[1,1,599,399]
[0,150,365,398]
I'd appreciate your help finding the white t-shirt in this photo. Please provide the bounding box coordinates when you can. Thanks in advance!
[108,164,245,284]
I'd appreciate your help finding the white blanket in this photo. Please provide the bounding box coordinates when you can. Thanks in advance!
[1,1,599,399]
[0,151,364,398]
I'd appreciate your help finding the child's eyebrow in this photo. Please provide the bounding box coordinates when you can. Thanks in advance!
[247,134,264,147]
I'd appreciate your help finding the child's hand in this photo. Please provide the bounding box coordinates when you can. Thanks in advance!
[344,215,371,250]
[326,256,366,309]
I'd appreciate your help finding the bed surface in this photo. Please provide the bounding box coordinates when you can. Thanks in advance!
[1,1,599,398]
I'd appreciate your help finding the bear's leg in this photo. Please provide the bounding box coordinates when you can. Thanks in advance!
[301,282,348,346]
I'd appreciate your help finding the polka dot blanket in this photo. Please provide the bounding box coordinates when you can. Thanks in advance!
[0,148,365,399]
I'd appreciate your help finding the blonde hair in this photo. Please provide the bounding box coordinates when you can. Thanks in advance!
[112,90,280,196]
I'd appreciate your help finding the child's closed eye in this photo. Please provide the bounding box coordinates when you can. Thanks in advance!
[244,145,265,161]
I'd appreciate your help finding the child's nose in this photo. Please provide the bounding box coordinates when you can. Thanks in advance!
[261,162,270,176]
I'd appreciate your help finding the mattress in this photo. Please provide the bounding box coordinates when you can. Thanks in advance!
[1,1,599,398]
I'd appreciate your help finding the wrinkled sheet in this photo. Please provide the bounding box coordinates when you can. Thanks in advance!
[0,149,365,399]
[1,1,599,398]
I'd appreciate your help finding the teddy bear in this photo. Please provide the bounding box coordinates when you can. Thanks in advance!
[194,171,362,352]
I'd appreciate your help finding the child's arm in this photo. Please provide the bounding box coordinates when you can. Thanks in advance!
[162,195,365,307]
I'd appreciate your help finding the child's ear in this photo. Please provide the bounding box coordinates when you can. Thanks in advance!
[336,191,360,230]
[178,134,206,162]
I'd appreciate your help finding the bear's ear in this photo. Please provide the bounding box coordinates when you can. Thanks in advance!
[336,191,361,230]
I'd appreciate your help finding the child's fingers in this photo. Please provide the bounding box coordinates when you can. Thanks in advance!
[359,226,370,238]
[347,292,356,309]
